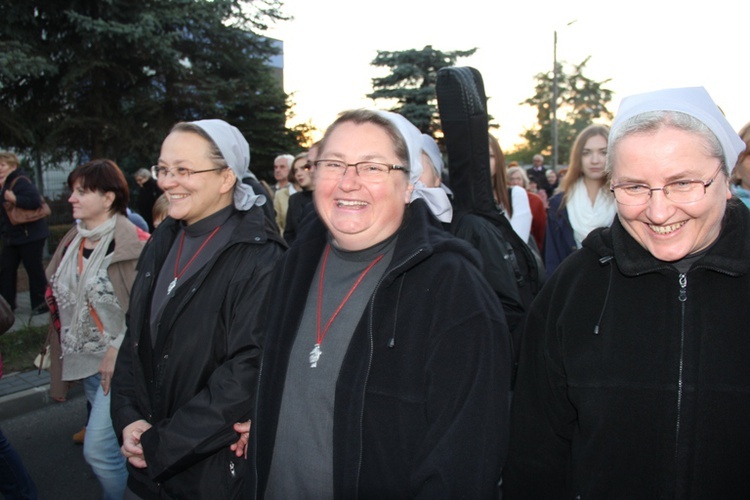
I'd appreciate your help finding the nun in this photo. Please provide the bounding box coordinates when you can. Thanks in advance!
[111,119,286,499]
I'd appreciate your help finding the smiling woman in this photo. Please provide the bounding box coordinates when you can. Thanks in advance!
[110,119,285,499]
[251,108,511,498]
[505,87,750,498]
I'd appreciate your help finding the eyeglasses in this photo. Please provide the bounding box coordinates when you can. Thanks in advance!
[314,159,408,180]
[151,165,227,179]
[610,164,724,206]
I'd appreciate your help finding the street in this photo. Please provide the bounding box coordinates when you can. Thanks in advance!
[1,390,101,499]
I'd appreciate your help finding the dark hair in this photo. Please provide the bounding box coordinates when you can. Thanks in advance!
[68,159,130,216]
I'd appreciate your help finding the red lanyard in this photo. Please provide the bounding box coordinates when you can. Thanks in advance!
[315,244,384,346]
[167,226,221,295]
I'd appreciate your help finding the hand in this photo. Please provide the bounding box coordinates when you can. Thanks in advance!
[98,347,118,396]
[4,189,16,203]
[121,419,152,468]
[231,421,251,459]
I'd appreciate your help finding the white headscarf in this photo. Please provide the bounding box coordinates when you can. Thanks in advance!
[375,111,453,223]
[420,134,454,197]
[610,87,745,172]
[189,119,266,210]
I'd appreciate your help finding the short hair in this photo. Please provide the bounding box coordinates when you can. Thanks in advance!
[318,109,409,173]
[274,154,295,168]
[68,159,130,216]
[135,168,152,179]
[0,151,19,169]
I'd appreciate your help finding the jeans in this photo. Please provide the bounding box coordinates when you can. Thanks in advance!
[0,427,38,499]
[82,374,128,500]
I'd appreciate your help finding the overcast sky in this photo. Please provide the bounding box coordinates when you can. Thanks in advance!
[266,0,748,152]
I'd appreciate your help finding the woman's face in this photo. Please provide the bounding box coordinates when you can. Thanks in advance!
[293,158,313,190]
[546,169,558,184]
[68,180,114,229]
[612,127,731,262]
[580,134,608,183]
[156,131,235,225]
[313,121,413,251]
[0,160,17,185]
[508,170,525,187]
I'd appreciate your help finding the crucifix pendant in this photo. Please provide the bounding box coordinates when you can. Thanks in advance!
[309,343,322,368]
[167,278,177,295]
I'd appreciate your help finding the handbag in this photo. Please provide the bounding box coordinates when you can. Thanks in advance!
[34,344,51,372]
[0,294,14,335]
[2,176,52,225]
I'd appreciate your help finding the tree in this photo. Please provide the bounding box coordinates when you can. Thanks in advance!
[0,0,296,188]
[368,45,476,135]
[517,57,613,166]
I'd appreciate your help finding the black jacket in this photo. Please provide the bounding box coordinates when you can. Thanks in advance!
[254,200,512,499]
[136,177,163,232]
[282,189,314,245]
[0,169,49,245]
[505,199,750,498]
[111,207,285,499]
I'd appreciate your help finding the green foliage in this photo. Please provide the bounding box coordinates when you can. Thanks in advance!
[368,46,477,135]
[520,57,614,165]
[0,0,297,184]
[0,324,48,374]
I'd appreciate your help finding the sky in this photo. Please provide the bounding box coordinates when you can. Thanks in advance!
[265,0,748,152]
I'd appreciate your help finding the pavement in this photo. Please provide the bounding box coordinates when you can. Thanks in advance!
[0,291,82,421]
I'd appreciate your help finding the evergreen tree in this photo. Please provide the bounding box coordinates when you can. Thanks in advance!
[368,45,476,135]
[0,0,295,185]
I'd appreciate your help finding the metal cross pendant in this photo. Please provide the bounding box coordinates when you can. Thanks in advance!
[309,343,322,368]
[167,278,177,295]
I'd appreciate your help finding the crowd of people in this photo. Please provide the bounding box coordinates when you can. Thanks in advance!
[1,82,750,499]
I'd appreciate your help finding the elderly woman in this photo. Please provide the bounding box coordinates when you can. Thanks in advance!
[110,119,285,499]
[47,159,148,499]
[245,109,510,497]
[504,87,749,497]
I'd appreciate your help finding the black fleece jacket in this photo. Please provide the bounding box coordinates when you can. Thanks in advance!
[253,199,512,499]
[505,199,750,499]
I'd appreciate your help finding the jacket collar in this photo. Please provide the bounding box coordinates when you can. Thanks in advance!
[584,199,750,277]
[293,199,478,284]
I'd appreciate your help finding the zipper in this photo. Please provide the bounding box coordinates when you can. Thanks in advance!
[353,248,423,496]
[674,273,687,465]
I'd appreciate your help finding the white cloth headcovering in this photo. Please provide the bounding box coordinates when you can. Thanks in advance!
[189,119,266,210]
[374,111,453,223]
[420,134,454,197]
[610,87,745,172]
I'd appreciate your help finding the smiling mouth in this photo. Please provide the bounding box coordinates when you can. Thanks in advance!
[336,199,367,208]
[649,221,686,235]
[169,193,189,200]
